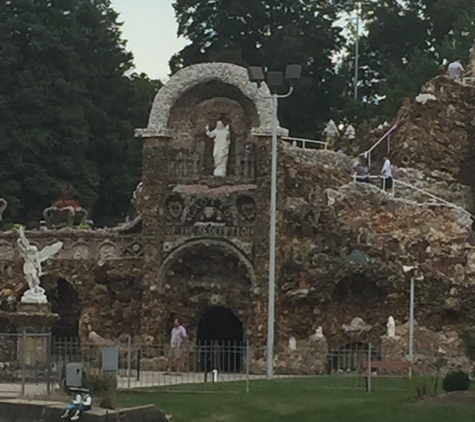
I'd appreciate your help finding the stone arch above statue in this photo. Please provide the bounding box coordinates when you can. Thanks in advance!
[155,239,256,291]
[135,62,288,138]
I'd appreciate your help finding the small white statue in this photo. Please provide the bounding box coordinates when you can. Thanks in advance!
[309,326,324,341]
[387,316,396,338]
[288,336,297,351]
[17,228,63,304]
[344,125,356,140]
[206,121,230,177]
[323,120,339,149]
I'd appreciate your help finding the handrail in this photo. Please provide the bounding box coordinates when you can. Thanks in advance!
[351,174,474,221]
[359,124,397,169]
[283,137,327,150]
[393,179,475,220]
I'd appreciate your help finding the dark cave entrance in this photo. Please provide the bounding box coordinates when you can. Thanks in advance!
[196,307,244,372]
[45,278,80,339]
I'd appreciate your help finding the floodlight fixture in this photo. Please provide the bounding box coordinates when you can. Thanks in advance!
[247,66,265,83]
[266,71,284,89]
[403,265,415,274]
[285,64,302,81]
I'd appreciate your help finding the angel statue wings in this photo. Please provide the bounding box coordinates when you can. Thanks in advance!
[17,228,63,304]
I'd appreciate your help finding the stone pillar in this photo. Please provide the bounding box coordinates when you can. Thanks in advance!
[7,303,59,366]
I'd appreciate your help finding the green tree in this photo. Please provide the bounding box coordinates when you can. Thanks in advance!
[344,0,475,121]
[171,0,344,139]
[0,0,158,226]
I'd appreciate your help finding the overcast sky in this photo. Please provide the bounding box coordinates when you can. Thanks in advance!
[111,0,188,81]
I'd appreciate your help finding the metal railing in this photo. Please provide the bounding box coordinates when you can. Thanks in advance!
[359,124,398,169]
[283,137,328,150]
[352,174,474,221]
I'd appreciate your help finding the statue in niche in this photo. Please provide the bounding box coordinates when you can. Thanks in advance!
[17,228,63,304]
[206,121,230,177]
[387,316,396,338]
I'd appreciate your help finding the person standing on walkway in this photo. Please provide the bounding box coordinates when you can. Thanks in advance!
[353,158,371,183]
[381,155,393,192]
[447,58,464,81]
[168,318,187,374]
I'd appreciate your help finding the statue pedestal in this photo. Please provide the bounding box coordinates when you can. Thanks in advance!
[381,335,406,361]
[6,303,59,366]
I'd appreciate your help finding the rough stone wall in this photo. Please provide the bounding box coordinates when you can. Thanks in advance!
[275,145,475,363]
[0,229,143,342]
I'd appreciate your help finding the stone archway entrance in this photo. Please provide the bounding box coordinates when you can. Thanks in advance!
[44,278,80,339]
[196,307,244,372]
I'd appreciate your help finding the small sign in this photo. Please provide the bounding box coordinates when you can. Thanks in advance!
[166,225,254,237]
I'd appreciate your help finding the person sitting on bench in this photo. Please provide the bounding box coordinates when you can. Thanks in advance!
[61,388,93,420]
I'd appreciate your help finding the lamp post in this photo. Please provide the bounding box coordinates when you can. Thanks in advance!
[402,265,424,379]
[345,1,372,100]
[248,65,302,381]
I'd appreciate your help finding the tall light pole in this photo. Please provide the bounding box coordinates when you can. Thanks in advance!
[345,1,372,100]
[403,265,423,379]
[248,65,302,381]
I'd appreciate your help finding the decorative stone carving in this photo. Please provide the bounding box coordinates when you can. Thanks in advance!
[0,198,7,221]
[70,242,91,260]
[98,241,118,261]
[135,63,288,138]
[206,121,230,177]
[43,206,88,228]
[387,316,396,338]
[0,241,15,261]
[165,195,184,220]
[237,196,256,222]
[342,317,372,334]
[17,228,63,304]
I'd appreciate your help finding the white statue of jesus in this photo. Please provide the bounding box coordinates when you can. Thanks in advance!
[206,121,230,177]
[387,316,396,338]
[17,228,63,304]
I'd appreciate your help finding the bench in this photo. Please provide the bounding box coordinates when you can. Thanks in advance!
[363,360,408,373]
[361,360,408,391]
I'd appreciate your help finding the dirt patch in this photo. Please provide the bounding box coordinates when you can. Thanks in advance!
[416,391,475,407]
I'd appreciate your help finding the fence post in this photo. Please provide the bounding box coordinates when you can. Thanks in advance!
[127,335,132,390]
[367,343,372,393]
[245,340,250,394]
[21,330,26,396]
[46,333,52,394]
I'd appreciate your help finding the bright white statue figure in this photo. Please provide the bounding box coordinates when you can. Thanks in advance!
[387,316,396,338]
[288,336,297,351]
[206,121,230,177]
[17,228,63,304]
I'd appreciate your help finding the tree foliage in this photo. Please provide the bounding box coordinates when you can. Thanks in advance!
[349,0,475,121]
[0,0,159,226]
[172,0,345,138]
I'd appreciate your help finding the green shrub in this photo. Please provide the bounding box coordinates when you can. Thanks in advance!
[83,368,117,409]
[442,371,471,392]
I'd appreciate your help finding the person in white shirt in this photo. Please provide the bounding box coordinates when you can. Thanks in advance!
[381,155,393,191]
[168,318,187,374]
[447,58,464,81]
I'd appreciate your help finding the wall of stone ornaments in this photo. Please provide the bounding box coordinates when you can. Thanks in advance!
[0,64,473,375]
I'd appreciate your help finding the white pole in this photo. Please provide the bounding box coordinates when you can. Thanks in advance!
[408,275,415,379]
[354,3,360,101]
[266,94,278,381]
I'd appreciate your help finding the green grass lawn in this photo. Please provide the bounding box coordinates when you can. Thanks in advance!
[118,377,475,422]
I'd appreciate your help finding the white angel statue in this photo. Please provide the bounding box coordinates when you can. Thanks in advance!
[206,121,230,177]
[17,228,63,304]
